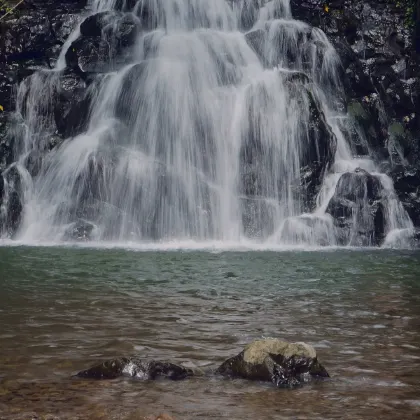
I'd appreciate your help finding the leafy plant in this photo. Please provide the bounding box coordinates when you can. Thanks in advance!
[0,0,21,19]
[395,0,417,28]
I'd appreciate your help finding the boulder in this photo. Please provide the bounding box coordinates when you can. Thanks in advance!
[217,338,329,388]
[77,358,194,381]
[63,219,96,241]
[52,70,94,138]
[326,169,386,245]
[239,79,336,214]
[278,214,336,246]
[66,12,140,74]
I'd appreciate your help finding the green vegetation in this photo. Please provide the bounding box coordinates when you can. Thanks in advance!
[395,0,417,28]
[0,0,21,19]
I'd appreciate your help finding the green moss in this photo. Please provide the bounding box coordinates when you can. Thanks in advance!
[394,0,416,28]
[348,101,368,119]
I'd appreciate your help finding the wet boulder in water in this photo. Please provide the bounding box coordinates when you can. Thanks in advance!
[217,338,329,388]
[326,169,386,246]
[77,357,194,380]
[278,214,336,246]
[63,219,96,241]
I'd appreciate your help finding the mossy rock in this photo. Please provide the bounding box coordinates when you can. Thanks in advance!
[217,338,329,388]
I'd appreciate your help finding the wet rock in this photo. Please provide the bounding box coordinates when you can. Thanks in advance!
[0,112,15,172]
[23,150,43,178]
[383,227,420,248]
[291,0,419,173]
[217,338,329,388]
[63,219,96,241]
[80,11,117,38]
[245,29,266,64]
[391,167,420,227]
[52,70,93,138]
[235,0,260,30]
[304,89,337,169]
[298,89,337,211]
[77,358,194,381]
[66,12,140,74]
[114,0,139,13]
[278,214,336,246]
[0,166,25,237]
[241,197,276,239]
[18,68,96,140]
[326,169,386,245]
[239,81,336,214]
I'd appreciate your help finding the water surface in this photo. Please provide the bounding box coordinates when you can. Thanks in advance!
[0,246,419,419]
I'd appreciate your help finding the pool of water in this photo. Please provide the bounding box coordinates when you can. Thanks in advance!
[0,245,419,419]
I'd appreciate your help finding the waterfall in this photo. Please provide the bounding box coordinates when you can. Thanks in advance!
[0,0,415,247]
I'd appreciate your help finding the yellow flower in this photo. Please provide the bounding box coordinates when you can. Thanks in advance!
[324,4,329,13]
[0,105,4,112]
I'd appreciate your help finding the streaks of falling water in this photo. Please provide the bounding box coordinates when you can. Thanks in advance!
[0,0,415,246]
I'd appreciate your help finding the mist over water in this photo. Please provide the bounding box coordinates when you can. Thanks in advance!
[0,0,414,247]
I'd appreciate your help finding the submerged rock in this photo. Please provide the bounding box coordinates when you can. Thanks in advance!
[63,219,96,241]
[217,338,329,388]
[77,357,194,380]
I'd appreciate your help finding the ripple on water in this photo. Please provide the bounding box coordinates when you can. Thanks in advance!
[0,247,419,419]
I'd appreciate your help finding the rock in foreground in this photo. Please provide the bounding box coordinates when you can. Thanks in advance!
[217,339,329,387]
[77,357,193,380]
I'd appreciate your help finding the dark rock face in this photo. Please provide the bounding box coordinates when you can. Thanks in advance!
[239,77,337,229]
[290,0,420,226]
[217,339,329,388]
[0,1,88,111]
[66,11,140,74]
[391,167,420,226]
[77,358,194,380]
[326,169,386,245]
[0,165,25,237]
[52,71,94,138]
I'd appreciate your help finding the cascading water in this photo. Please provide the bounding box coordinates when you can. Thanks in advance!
[0,0,415,247]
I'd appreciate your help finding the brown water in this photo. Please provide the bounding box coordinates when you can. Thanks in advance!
[0,245,420,419]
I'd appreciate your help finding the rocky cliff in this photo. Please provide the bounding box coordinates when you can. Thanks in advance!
[0,0,419,244]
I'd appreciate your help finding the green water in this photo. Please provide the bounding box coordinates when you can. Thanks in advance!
[0,246,420,419]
